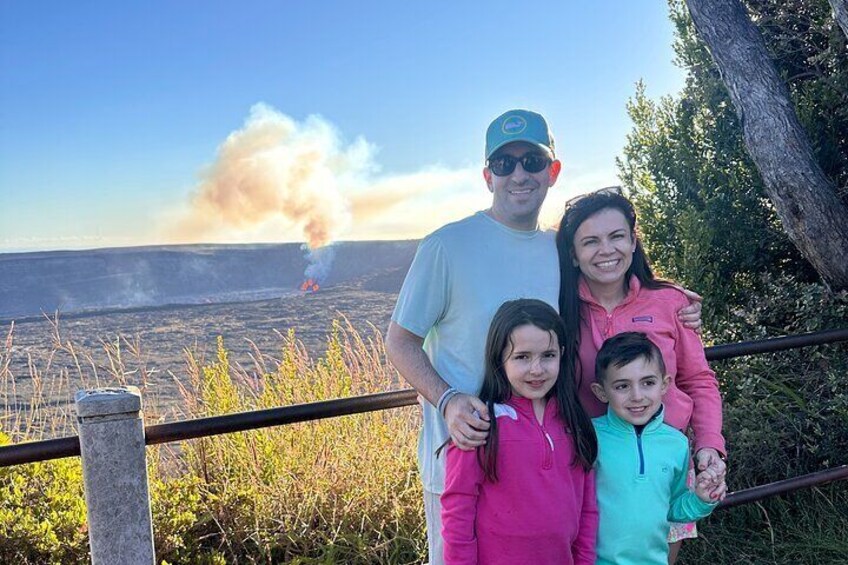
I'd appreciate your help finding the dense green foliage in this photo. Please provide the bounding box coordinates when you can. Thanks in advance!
[619,0,848,320]
[620,1,848,562]
[0,433,88,564]
[685,275,848,563]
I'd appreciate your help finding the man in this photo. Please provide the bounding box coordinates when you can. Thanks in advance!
[386,109,698,564]
[386,109,563,564]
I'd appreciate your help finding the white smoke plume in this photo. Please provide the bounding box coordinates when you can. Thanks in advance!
[164,103,491,285]
[166,103,489,249]
[303,244,336,282]
[169,103,374,249]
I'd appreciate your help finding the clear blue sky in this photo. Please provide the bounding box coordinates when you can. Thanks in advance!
[0,1,685,252]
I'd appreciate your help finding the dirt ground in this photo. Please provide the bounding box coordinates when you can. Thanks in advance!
[2,283,400,426]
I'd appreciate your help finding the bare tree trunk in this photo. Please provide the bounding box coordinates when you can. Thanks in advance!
[684,0,848,290]
[830,0,848,40]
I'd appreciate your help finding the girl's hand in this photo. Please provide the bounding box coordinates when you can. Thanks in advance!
[677,288,703,333]
[444,393,490,451]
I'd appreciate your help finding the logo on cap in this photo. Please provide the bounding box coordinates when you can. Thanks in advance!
[501,115,527,135]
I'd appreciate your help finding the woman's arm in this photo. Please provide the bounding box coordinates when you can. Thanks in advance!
[441,443,483,564]
[673,298,726,458]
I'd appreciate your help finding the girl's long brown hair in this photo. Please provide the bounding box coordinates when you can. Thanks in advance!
[478,299,597,482]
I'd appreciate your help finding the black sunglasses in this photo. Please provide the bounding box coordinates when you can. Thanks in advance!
[563,186,624,210]
[487,152,551,177]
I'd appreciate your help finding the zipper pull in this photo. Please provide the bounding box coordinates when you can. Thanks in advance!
[544,430,554,451]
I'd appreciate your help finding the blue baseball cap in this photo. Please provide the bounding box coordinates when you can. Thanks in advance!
[485,109,555,160]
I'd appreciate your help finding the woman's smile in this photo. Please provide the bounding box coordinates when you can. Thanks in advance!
[594,258,622,272]
[572,208,637,293]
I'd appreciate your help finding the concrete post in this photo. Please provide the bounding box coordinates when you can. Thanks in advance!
[75,386,155,565]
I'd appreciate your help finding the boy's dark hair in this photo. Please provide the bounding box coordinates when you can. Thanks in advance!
[595,332,666,384]
[479,298,597,482]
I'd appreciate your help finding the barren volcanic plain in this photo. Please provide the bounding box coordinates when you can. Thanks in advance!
[0,242,416,424]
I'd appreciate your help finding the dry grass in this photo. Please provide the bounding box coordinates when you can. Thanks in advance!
[0,316,426,563]
[0,314,166,440]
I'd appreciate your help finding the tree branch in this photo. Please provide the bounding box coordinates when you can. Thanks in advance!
[684,0,848,289]
[829,0,848,41]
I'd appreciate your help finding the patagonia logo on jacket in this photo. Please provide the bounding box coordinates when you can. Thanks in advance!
[632,315,654,323]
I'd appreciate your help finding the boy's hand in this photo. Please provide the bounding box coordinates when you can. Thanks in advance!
[695,448,727,501]
[444,393,490,451]
[694,472,727,503]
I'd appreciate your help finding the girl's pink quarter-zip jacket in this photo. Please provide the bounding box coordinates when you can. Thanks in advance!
[441,396,597,565]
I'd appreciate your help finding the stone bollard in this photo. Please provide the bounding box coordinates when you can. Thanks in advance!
[75,386,155,565]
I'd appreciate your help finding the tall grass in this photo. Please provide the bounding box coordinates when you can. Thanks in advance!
[172,322,424,563]
[0,317,425,564]
[1,293,846,563]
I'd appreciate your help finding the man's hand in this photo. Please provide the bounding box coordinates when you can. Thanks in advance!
[444,393,490,451]
[678,288,703,333]
[695,447,727,501]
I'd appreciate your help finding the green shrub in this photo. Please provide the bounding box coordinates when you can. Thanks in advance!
[160,322,425,563]
[680,275,848,563]
[0,432,88,564]
[711,274,848,484]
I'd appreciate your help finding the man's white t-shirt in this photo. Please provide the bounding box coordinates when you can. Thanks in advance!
[391,211,560,493]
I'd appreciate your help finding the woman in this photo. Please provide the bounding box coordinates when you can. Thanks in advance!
[556,188,727,563]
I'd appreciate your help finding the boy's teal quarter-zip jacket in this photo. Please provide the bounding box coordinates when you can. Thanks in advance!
[593,405,717,565]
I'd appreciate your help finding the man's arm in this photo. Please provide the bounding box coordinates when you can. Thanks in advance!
[386,321,489,450]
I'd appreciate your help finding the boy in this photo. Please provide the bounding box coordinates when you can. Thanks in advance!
[590,332,723,565]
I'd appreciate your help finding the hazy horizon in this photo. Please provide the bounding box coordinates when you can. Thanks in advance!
[2,2,685,253]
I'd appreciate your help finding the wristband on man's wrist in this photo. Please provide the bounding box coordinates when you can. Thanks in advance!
[436,387,459,418]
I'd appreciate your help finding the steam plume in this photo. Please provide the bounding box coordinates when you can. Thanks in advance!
[165,103,484,249]
[171,103,372,248]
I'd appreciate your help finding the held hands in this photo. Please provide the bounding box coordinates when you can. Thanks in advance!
[678,288,703,333]
[694,448,728,502]
[694,472,727,504]
[444,393,490,451]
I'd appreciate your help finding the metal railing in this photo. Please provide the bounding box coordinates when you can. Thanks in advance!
[1,327,847,513]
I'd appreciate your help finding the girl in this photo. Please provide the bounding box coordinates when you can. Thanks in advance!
[441,299,598,565]
[556,188,726,562]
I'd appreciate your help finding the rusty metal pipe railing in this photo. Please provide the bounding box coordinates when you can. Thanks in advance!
[0,435,81,467]
[1,328,846,467]
[0,389,419,467]
[0,327,846,510]
[718,464,848,510]
[145,388,418,445]
[705,327,848,361]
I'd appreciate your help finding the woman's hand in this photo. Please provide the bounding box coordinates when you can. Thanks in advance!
[695,447,727,501]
